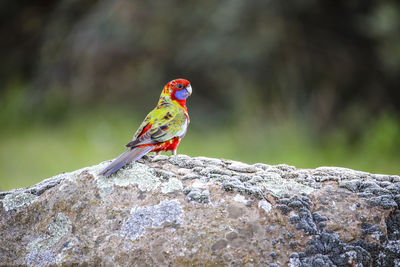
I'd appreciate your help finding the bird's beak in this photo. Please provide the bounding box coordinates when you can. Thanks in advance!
[185,84,192,96]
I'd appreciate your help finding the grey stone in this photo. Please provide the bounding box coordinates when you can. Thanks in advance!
[185,187,210,203]
[368,195,398,209]
[182,173,202,180]
[194,156,223,166]
[1,192,38,211]
[228,161,258,173]
[211,238,228,252]
[1,155,399,266]
[122,200,183,241]
[152,168,176,180]
[168,154,195,168]
[199,167,233,177]
[161,178,183,194]
[151,155,169,162]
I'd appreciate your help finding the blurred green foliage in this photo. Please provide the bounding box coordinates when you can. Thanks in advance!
[1,85,399,190]
[1,0,400,190]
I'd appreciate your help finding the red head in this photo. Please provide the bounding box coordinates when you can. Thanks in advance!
[160,78,192,109]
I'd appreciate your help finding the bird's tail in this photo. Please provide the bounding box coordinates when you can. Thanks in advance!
[99,146,153,177]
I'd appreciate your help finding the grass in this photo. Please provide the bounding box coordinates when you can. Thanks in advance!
[0,105,399,191]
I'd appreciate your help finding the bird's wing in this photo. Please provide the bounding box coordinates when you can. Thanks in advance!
[126,104,187,148]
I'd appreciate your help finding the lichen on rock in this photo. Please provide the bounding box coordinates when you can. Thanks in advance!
[161,177,183,194]
[1,192,38,211]
[25,213,72,267]
[96,162,161,195]
[1,154,399,266]
[122,200,183,241]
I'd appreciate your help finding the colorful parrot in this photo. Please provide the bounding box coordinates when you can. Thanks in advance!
[99,78,192,177]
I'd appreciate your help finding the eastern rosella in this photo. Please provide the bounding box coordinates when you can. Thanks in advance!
[100,78,192,177]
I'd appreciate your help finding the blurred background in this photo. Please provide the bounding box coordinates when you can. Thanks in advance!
[1,0,399,190]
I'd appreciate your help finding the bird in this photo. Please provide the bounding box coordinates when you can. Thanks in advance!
[99,78,192,177]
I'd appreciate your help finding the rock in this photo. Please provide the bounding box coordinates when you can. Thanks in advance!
[2,192,38,211]
[161,178,183,194]
[227,161,258,173]
[258,200,272,213]
[1,154,399,266]
[122,200,183,241]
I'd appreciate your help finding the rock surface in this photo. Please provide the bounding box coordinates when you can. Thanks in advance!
[1,155,400,266]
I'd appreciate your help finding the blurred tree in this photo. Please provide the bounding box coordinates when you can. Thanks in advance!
[1,0,399,133]
[0,0,57,86]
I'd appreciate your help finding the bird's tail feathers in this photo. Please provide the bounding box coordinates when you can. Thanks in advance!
[99,146,153,177]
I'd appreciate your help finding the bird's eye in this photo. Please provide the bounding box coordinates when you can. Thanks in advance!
[176,84,184,89]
